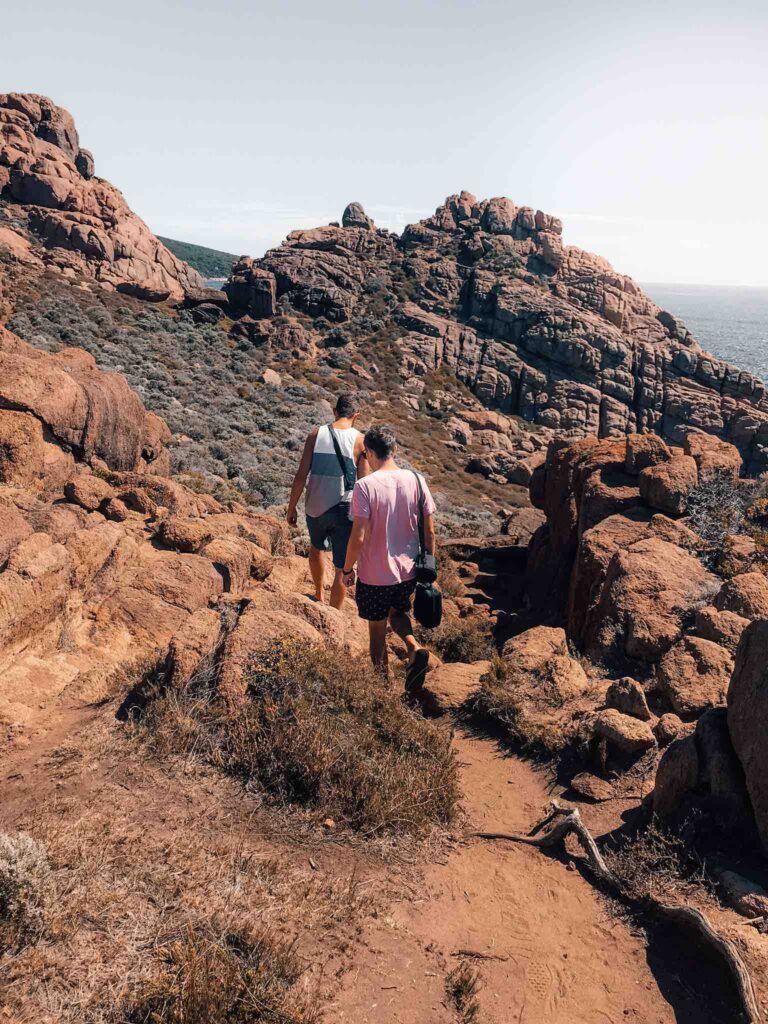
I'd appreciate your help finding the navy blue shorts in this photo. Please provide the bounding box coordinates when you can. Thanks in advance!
[305,501,352,569]
[355,578,417,622]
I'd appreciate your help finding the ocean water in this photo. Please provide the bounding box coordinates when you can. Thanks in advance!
[644,283,768,383]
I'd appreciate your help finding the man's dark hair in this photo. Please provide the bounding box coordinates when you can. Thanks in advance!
[364,425,396,460]
[335,393,358,418]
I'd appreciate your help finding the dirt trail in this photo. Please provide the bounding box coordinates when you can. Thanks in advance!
[330,731,709,1024]
[0,633,745,1023]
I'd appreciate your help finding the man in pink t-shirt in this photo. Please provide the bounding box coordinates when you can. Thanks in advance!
[342,425,437,688]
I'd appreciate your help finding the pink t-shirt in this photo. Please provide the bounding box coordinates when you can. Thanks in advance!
[350,468,437,586]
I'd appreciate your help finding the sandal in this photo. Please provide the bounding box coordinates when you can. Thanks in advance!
[405,648,430,694]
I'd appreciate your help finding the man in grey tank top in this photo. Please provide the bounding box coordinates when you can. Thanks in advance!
[287,394,368,608]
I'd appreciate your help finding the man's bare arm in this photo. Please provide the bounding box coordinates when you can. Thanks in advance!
[423,513,437,556]
[343,517,368,578]
[354,432,370,479]
[286,428,317,526]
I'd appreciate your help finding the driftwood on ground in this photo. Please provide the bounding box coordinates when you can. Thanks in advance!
[471,801,760,1024]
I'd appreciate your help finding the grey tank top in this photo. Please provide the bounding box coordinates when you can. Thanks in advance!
[304,425,360,518]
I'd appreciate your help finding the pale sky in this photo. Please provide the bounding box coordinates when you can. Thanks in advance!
[3,0,767,285]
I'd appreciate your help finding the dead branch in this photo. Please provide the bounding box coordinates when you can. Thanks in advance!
[451,949,509,962]
[470,801,760,1024]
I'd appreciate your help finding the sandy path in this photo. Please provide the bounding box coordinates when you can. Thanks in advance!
[330,732,685,1024]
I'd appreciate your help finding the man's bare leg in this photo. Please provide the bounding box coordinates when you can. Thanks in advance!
[388,610,420,664]
[390,609,431,693]
[368,619,389,676]
[308,545,326,602]
[329,569,347,610]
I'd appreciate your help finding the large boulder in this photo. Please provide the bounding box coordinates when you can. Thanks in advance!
[593,709,656,754]
[342,201,375,230]
[625,433,672,475]
[656,636,733,717]
[419,660,490,716]
[683,431,742,480]
[216,601,322,704]
[501,626,589,701]
[693,605,749,653]
[654,735,700,819]
[566,509,697,650]
[654,708,753,832]
[579,536,717,664]
[165,607,222,690]
[638,455,698,515]
[490,626,591,746]
[605,677,651,721]
[0,330,170,472]
[714,572,768,621]
[728,620,768,854]
[65,472,115,512]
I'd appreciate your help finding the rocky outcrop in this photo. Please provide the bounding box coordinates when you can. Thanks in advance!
[0,317,370,738]
[525,432,711,653]
[0,93,201,300]
[225,192,768,474]
[520,435,768,852]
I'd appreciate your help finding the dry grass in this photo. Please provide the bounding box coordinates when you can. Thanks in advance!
[139,639,460,837]
[445,960,482,1023]
[425,616,495,664]
[0,717,374,1023]
[0,833,54,951]
[120,924,318,1024]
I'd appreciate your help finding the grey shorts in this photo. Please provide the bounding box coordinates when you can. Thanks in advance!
[305,501,352,569]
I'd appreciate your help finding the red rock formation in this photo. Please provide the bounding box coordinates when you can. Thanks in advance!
[0,93,202,300]
[227,194,768,474]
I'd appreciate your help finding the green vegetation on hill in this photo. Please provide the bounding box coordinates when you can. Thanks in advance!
[157,236,239,279]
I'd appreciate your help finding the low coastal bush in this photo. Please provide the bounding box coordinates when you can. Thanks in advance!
[426,616,495,664]
[470,658,587,755]
[686,472,754,566]
[140,640,459,837]
[603,819,711,905]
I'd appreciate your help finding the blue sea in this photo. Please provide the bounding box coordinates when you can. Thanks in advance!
[644,283,768,383]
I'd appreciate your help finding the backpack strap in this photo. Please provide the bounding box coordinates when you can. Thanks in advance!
[411,470,426,558]
[327,424,356,492]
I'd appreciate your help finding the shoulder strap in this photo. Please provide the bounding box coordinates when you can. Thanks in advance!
[327,424,355,491]
[411,470,426,557]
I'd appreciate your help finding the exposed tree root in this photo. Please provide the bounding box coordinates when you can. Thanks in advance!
[471,801,760,1024]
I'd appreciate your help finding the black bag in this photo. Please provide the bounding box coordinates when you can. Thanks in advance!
[414,580,443,629]
[327,424,356,493]
[411,471,443,628]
